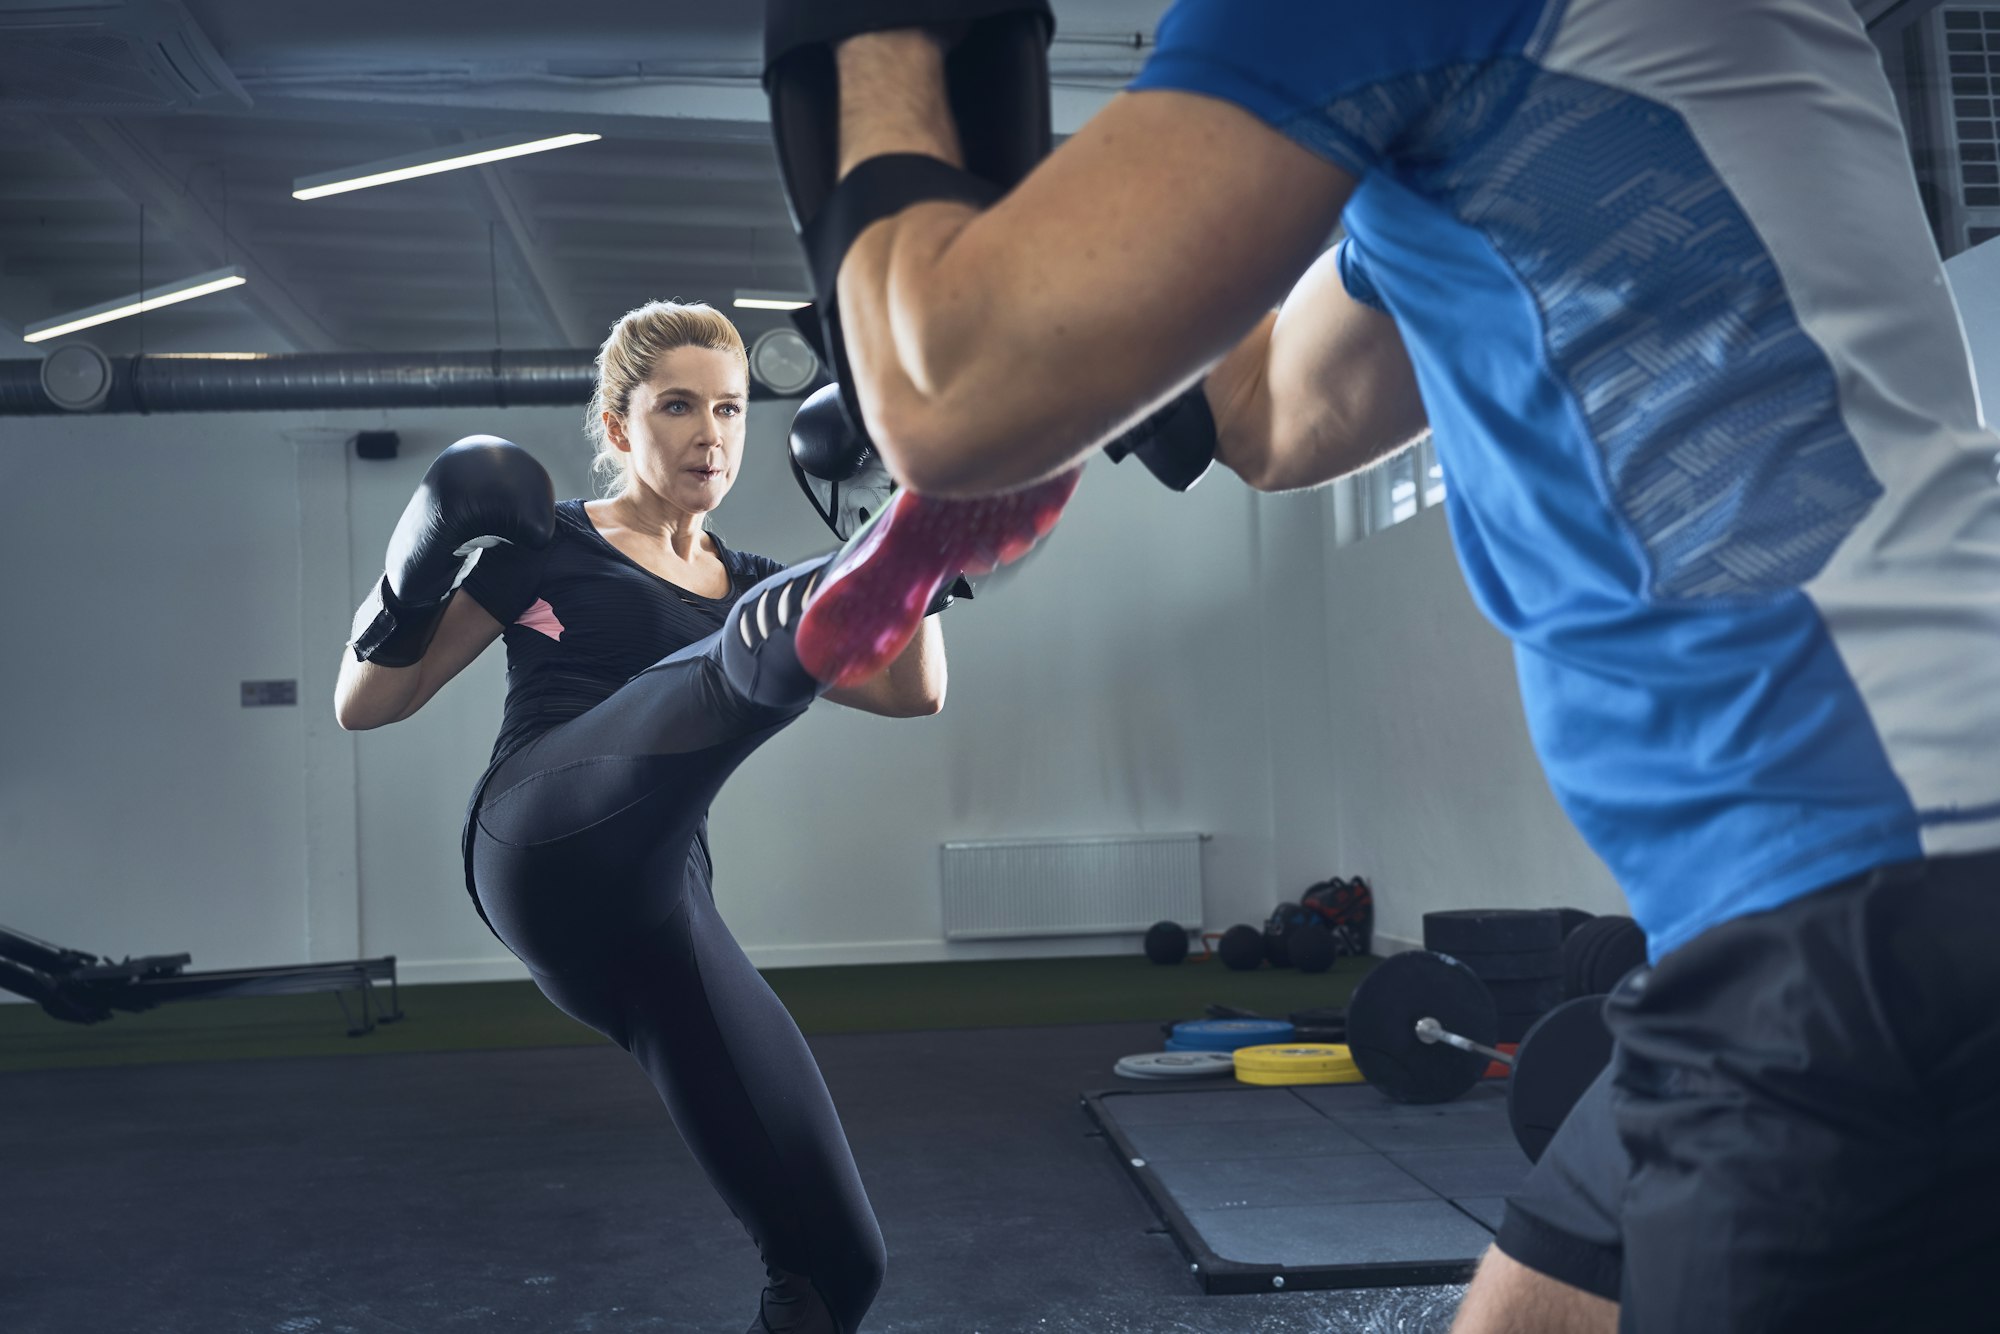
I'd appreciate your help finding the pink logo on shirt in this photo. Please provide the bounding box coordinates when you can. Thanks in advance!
[516,599,564,641]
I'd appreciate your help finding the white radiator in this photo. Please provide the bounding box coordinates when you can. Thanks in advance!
[940,833,1206,941]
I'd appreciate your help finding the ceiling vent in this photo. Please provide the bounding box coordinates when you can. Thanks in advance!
[0,0,250,114]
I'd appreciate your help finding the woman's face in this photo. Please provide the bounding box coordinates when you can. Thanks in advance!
[609,344,748,516]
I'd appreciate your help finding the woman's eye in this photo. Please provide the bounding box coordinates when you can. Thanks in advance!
[720,403,743,417]
[663,400,687,414]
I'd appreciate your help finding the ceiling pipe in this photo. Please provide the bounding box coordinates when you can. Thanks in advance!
[0,347,804,416]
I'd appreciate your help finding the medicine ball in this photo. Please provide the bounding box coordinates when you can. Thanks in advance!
[1219,924,1265,972]
[1286,922,1336,974]
[1143,920,1190,966]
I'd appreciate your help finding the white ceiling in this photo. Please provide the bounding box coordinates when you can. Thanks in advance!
[0,0,1170,358]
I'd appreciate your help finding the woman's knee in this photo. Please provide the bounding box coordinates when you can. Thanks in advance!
[1452,1244,1618,1334]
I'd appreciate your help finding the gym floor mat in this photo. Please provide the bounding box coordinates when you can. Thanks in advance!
[1084,1081,1529,1293]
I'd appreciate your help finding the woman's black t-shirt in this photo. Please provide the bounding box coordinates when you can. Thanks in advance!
[455,498,785,902]
[461,498,785,768]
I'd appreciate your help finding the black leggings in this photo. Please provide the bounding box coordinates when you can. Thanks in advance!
[469,557,884,1333]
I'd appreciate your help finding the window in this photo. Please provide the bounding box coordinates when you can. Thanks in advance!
[1329,435,1445,547]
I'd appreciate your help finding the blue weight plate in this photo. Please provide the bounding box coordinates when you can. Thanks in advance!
[1169,1018,1296,1051]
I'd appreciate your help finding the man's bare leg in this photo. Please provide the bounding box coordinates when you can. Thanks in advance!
[1451,1245,1618,1334]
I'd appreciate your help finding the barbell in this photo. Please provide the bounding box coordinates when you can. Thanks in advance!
[1346,949,1617,1162]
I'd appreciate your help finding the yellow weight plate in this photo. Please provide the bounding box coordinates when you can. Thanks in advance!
[1233,1042,1356,1073]
[1232,1043,1365,1086]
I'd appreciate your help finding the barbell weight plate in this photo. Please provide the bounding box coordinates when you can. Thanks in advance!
[1487,975,1568,1013]
[1581,919,1649,997]
[1287,1006,1347,1042]
[1423,908,1563,954]
[1169,1018,1296,1051]
[1115,1051,1238,1080]
[1506,995,1616,1163]
[1288,1005,1345,1028]
[1232,1043,1364,1086]
[1562,915,1647,1000]
[1447,947,1565,982]
[1556,907,1595,939]
[1346,950,1499,1105]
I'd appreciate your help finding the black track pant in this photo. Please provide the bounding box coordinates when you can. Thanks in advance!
[469,557,884,1333]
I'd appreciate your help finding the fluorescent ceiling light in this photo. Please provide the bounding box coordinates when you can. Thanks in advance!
[293,132,602,200]
[733,289,811,312]
[150,351,267,359]
[23,265,247,344]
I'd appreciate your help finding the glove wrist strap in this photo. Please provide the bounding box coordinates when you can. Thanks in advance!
[801,153,1003,301]
[350,574,451,668]
[801,154,1003,443]
[1102,384,1219,492]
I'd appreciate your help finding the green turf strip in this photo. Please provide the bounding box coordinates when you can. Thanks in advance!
[0,954,1377,1073]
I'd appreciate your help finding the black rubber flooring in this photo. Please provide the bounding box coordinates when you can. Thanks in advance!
[1,1020,1468,1333]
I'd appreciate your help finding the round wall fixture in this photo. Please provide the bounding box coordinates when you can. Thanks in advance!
[749,326,822,398]
[39,342,113,412]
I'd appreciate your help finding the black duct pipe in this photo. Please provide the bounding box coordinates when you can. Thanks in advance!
[0,349,798,416]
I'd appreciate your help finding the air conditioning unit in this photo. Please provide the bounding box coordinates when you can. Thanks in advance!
[0,0,250,114]
[1925,4,2000,253]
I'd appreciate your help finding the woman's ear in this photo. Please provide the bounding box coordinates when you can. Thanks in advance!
[602,410,630,452]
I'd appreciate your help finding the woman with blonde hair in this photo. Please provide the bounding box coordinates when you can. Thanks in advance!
[331,300,1054,1332]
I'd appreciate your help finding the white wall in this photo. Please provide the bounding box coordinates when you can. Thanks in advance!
[1,410,317,964]
[1309,506,1626,952]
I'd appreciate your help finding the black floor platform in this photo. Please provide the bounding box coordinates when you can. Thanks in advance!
[1,1020,1469,1333]
[1086,1080,1529,1293]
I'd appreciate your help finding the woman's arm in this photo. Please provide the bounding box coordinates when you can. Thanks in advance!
[334,593,506,731]
[822,614,946,717]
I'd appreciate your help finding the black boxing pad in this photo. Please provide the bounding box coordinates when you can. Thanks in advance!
[764,1,1054,218]
[765,0,1054,437]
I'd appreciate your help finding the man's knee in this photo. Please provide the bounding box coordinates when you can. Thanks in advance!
[1452,1244,1618,1334]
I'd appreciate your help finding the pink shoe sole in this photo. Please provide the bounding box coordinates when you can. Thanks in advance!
[797,465,1083,686]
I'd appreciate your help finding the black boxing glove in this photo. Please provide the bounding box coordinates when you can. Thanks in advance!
[764,0,1054,441]
[1101,385,1218,492]
[790,382,876,485]
[790,383,894,544]
[350,436,557,667]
